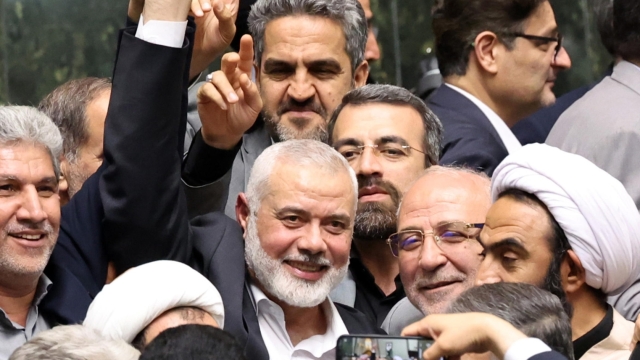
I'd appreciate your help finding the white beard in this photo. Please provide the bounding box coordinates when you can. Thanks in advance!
[244,215,348,308]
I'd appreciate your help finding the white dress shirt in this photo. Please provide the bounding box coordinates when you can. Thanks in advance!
[445,83,522,154]
[249,283,349,360]
[504,338,554,360]
[135,15,187,48]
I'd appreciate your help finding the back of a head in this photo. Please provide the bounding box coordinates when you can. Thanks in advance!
[431,0,546,77]
[594,0,615,56]
[139,325,245,360]
[9,325,140,360]
[447,283,574,360]
[613,0,640,62]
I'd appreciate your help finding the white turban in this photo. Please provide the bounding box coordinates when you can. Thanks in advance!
[492,144,640,295]
[83,260,224,342]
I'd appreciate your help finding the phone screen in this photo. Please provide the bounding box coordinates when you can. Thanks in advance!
[336,335,436,360]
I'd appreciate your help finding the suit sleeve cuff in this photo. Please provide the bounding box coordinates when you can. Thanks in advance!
[135,15,187,48]
[504,338,552,360]
[182,130,241,186]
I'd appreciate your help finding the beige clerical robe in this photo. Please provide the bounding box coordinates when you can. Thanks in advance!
[580,309,634,360]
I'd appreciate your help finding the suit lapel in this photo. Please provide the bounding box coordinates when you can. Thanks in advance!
[242,283,270,360]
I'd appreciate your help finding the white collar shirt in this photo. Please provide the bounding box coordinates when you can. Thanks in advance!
[249,283,349,360]
[445,83,522,154]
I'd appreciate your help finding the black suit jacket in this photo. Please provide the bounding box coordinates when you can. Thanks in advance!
[38,25,194,326]
[530,351,569,360]
[428,84,509,176]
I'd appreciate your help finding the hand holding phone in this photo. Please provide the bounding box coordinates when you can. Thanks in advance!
[401,313,528,360]
[337,334,437,360]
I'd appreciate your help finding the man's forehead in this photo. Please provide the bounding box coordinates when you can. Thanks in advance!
[522,1,558,36]
[481,197,552,245]
[262,15,349,61]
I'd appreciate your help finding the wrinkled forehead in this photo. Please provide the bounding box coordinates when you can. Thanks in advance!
[261,15,350,63]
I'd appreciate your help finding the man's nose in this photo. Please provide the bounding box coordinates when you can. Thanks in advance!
[553,46,571,70]
[417,235,448,272]
[356,146,383,177]
[287,71,316,102]
[16,187,47,224]
[296,224,328,255]
[474,261,503,286]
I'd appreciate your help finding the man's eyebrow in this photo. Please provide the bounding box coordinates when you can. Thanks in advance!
[327,213,352,224]
[263,59,295,72]
[38,176,59,186]
[377,136,410,147]
[305,59,343,71]
[397,225,423,232]
[332,138,363,149]
[274,206,310,218]
[0,174,19,182]
[483,237,529,254]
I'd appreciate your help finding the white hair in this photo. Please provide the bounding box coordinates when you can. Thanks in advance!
[9,325,140,360]
[245,139,357,215]
[0,106,63,179]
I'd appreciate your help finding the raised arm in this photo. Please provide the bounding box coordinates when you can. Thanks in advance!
[100,0,194,275]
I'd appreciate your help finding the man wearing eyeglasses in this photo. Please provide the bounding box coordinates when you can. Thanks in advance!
[380,166,491,335]
[326,84,443,327]
[428,0,571,176]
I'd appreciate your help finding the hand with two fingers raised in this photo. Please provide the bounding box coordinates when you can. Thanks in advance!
[197,35,262,150]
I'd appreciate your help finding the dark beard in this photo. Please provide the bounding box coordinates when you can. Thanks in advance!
[541,253,574,318]
[353,176,402,241]
[354,201,397,241]
[262,96,328,142]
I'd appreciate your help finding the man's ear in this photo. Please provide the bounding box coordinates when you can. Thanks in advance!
[562,249,586,296]
[236,193,251,238]
[472,31,501,75]
[254,62,261,89]
[353,60,370,88]
[58,157,70,203]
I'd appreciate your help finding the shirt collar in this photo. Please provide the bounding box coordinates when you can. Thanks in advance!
[249,281,349,358]
[445,83,522,154]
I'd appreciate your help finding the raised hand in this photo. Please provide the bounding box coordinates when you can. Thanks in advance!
[190,0,239,79]
[197,35,262,150]
[141,0,191,22]
[401,313,528,360]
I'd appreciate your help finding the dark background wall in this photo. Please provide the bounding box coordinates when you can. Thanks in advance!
[0,0,611,105]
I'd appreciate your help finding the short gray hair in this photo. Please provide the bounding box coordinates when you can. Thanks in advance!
[248,0,367,73]
[0,106,63,179]
[328,84,444,166]
[9,325,140,360]
[447,283,574,360]
[246,139,357,215]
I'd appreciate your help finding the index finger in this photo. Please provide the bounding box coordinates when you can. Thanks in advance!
[238,34,255,74]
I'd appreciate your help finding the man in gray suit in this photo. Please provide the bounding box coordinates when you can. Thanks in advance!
[182,0,370,218]
[546,0,640,322]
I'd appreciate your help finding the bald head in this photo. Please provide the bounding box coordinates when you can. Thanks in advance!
[397,166,491,315]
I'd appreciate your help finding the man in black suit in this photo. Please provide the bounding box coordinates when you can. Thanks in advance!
[427,0,571,176]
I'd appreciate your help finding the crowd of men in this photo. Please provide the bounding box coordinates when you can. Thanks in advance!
[1,0,640,359]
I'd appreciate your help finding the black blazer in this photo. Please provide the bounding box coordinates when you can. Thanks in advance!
[428,84,509,176]
[530,351,569,360]
[38,25,194,326]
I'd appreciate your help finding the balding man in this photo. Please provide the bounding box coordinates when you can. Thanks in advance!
[381,166,491,335]
[476,144,640,360]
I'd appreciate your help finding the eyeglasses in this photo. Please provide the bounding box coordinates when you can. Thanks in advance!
[507,32,564,62]
[336,144,425,162]
[387,222,484,257]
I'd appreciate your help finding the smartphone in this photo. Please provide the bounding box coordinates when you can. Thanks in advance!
[336,334,437,360]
